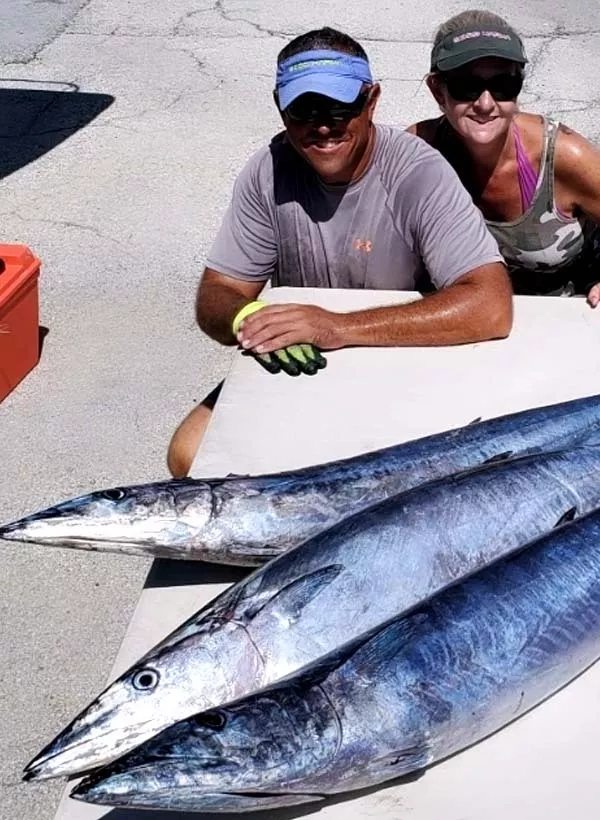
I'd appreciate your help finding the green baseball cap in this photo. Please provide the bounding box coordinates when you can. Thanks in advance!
[430,27,528,72]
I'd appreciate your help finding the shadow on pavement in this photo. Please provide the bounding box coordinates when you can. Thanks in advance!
[144,557,250,589]
[103,805,321,820]
[0,79,114,179]
[38,325,49,356]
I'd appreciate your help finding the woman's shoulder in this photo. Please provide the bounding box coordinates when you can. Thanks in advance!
[517,112,600,198]
[405,116,445,145]
[551,119,599,167]
[513,112,547,157]
[516,113,592,164]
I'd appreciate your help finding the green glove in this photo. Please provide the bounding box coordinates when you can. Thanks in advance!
[242,343,327,376]
[232,301,327,377]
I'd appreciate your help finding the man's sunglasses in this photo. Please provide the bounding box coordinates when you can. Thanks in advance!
[442,72,524,103]
[283,90,370,123]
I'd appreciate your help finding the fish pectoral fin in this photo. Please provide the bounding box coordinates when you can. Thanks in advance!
[554,506,578,528]
[483,450,514,464]
[247,565,344,623]
[356,612,429,674]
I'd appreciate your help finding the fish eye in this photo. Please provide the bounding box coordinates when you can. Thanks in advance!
[101,488,126,501]
[194,710,227,730]
[131,668,160,691]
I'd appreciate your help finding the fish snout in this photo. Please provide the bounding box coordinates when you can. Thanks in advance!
[0,520,24,540]
[22,684,161,782]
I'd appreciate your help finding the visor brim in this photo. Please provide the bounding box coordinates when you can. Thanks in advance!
[435,46,527,72]
[278,75,364,110]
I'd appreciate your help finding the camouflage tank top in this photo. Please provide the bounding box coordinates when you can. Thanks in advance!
[431,117,598,296]
[486,118,586,295]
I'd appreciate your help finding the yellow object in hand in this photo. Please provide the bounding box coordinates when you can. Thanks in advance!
[231,301,327,377]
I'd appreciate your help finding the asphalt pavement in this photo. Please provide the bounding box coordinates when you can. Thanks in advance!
[1,2,600,819]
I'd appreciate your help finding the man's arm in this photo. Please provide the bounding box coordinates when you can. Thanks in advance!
[195,268,266,345]
[331,263,512,345]
[236,262,512,353]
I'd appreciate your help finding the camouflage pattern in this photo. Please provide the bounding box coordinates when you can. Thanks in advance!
[486,119,597,296]
[431,117,600,297]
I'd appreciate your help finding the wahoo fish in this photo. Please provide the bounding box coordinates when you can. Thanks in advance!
[4,394,600,564]
[73,505,600,813]
[23,445,600,782]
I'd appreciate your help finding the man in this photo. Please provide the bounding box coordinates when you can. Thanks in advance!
[167,27,512,478]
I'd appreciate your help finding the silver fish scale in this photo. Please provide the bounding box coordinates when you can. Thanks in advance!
[8,394,600,563]
[78,686,340,798]
[92,506,600,810]
[26,445,600,782]
[306,515,600,794]
[71,511,600,810]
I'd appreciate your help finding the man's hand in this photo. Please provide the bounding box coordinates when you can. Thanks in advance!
[236,303,342,351]
[233,301,330,376]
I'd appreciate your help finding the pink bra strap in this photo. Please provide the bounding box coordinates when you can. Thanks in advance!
[513,123,538,211]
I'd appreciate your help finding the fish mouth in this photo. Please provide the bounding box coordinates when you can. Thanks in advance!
[71,780,324,811]
[0,527,161,554]
[24,717,160,781]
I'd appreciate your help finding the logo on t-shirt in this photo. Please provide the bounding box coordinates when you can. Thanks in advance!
[353,238,373,252]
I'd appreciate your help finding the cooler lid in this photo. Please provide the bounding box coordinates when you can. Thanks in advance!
[0,244,41,308]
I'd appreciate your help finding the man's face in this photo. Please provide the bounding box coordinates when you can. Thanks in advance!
[277,84,380,185]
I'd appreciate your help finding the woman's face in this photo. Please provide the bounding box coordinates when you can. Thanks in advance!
[428,57,522,146]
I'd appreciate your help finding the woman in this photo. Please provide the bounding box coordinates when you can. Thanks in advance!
[408,9,600,305]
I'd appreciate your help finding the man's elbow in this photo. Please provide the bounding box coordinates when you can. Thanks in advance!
[195,304,213,338]
[194,297,214,339]
[196,308,237,346]
[488,299,513,340]
[459,265,514,342]
[475,291,514,342]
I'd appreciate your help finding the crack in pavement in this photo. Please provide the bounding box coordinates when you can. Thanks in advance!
[526,37,556,78]
[38,14,600,46]
[2,0,95,66]
[522,90,600,108]
[171,45,206,75]
[213,0,290,39]
[7,212,138,259]
[173,7,214,37]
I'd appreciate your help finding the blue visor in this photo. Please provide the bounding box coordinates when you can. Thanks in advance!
[275,49,373,110]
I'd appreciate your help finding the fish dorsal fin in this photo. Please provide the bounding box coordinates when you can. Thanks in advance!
[245,565,343,623]
[483,450,513,465]
[468,416,483,425]
[554,506,578,528]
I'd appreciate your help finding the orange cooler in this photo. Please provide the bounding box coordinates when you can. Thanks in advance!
[0,244,42,402]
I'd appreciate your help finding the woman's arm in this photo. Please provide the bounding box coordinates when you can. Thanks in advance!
[555,125,600,305]
[555,124,600,221]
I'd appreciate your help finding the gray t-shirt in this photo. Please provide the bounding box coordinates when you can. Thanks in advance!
[206,124,503,290]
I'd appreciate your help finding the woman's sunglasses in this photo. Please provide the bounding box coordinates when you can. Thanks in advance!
[442,72,524,103]
[283,90,370,124]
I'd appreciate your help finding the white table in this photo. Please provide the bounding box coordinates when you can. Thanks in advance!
[54,288,600,820]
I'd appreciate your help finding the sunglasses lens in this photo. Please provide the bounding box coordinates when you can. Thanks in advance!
[444,78,480,101]
[490,74,523,100]
[285,91,368,123]
[445,73,522,102]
